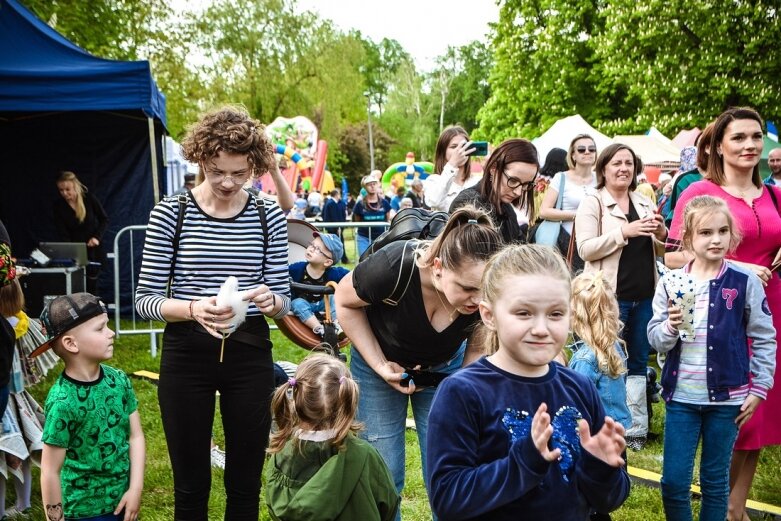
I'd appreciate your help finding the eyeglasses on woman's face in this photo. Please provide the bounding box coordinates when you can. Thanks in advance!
[206,170,251,185]
[502,170,537,191]
[576,146,597,154]
[307,242,332,259]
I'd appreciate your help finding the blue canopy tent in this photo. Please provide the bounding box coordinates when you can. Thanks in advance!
[0,0,167,307]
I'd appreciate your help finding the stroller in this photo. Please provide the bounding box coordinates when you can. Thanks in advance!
[273,219,350,361]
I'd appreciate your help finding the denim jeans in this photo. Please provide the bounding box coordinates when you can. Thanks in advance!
[356,234,371,257]
[661,400,740,521]
[290,295,336,322]
[351,344,465,521]
[617,297,653,376]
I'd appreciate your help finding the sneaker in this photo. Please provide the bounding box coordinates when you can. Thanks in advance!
[211,445,226,470]
[313,325,325,337]
[625,436,646,451]
[333,320,343,337]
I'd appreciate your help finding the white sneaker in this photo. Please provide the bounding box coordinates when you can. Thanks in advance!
[211,445,226,470]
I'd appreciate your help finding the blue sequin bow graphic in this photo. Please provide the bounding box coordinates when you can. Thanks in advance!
[501,405,583,482]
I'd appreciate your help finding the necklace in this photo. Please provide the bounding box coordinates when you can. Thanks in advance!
[433,278,459,322]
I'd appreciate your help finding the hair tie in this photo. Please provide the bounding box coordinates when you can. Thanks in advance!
[286,377,296,400]
[339,376,346,384]
[288,377,297,387]
[467,219,478,224]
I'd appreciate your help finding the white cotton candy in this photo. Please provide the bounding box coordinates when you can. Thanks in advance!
[216,276,248,333]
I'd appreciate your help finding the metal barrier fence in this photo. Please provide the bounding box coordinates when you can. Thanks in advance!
[112,221,388,356]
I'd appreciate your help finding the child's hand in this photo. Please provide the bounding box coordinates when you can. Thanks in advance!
[531,403,561,462]
[115,487,141,521]
[666,299,683,331]
[578,417,626,467]
[735,395,762,428]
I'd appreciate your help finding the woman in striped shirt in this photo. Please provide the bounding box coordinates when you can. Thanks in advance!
[136,107,290,520]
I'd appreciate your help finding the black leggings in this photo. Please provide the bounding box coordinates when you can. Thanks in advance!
[158,317,275,520]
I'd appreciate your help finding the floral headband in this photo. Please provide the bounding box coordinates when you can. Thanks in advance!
[0,243,16,287]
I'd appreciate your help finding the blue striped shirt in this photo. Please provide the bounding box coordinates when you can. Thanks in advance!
[135,192,290,322]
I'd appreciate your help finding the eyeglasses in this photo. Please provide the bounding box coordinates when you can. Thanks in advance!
[206,170,251,185]
[502,171,537,191]
[576,146,597,154]
[307,242,332,259]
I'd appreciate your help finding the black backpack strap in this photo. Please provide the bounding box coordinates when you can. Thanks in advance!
[253,194,269,275]
[382,240,419,306]
[167,192,189,297]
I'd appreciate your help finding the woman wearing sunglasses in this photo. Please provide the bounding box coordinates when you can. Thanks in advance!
[449,138,539,243]
[538,134,598,270]
[575,143,667,452]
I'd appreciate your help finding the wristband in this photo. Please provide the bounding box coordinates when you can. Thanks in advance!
[189,299,196,320]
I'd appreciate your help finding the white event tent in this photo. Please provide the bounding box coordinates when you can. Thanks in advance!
[533,115,614,164]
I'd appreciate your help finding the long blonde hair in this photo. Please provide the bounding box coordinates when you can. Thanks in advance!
[57,171,86,223]
[267,354,362,454]
[570,272,626,378]
[480,244,571,355]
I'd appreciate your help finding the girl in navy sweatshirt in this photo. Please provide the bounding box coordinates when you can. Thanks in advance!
[426,244,629,520]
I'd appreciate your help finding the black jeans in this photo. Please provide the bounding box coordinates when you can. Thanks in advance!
[159,316,274,520]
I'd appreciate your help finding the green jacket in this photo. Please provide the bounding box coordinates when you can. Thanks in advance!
[266,434,399,521]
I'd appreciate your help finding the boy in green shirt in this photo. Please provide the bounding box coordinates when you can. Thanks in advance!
[33,293,145,521]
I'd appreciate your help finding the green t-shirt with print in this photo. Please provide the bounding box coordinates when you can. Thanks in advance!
[42,365,138,519]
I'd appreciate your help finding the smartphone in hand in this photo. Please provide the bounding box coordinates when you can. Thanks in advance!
[467,141,489,157]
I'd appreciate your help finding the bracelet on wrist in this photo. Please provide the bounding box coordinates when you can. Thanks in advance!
[188,299,196,320]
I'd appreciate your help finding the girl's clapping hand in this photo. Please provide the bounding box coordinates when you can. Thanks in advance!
[578,416,626,468]
[531,403,562,462]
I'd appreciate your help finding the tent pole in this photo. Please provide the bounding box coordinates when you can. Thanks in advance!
[148,117,160,203]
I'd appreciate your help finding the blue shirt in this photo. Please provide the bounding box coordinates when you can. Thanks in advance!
[353,198,390,239]
[569,341,632,429]
[427,358,630,520]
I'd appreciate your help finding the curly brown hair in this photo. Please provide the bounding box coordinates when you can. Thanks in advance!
[181,106,275,182]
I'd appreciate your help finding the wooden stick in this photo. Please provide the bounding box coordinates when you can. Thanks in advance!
[219,334,226,363]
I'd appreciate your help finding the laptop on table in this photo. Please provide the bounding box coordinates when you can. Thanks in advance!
[38,242,89,267]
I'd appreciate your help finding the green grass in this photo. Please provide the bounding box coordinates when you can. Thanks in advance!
[19,326,781,520]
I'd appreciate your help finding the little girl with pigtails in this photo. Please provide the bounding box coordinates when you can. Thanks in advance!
[265,354,399,521]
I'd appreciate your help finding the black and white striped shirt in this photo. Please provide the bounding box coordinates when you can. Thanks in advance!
[135,192,290,322]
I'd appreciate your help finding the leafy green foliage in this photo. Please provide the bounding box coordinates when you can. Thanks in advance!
[479,0,781,141]
[593,0,781,135]
[477,0,605,141]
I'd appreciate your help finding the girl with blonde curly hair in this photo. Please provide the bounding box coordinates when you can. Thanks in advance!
[568,272,631,432]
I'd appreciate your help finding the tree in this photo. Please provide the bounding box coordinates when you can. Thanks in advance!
[379,61,439,162]
[435,41,493,134]
[337,122,395,193]
[359,36,414,116]
[594,0,781,134]
[19,0,173,61]
[194,0,366,143]
[477,0,605,142]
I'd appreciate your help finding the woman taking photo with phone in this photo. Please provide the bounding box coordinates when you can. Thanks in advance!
[575,143,666,451]
[336,206,502,519]
[424,126,482,212]
[665,107,781,521]
[449,138,539,243]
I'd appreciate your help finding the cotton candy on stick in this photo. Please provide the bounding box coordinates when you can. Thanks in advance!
[215,276,249,362]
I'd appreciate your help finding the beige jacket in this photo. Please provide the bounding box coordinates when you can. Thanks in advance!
[575,187,665,293]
